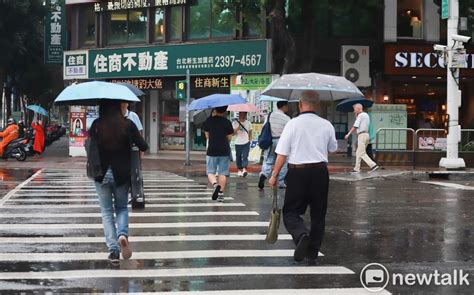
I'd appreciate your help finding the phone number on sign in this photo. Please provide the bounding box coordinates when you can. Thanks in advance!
[214,54,262,68]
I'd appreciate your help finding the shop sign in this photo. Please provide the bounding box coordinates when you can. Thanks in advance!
[64,51,88,79]
[110,78,163,89]
[44,0,66,64]
[88,39,270,78]
[419,137,447,151]
[193,76,229,89]
[385,44,474,76]
[94,0,186,12]
[442,0,449,20]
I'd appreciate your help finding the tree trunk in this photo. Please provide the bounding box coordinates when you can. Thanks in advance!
[298,0,315,72]
[268,0,296,74]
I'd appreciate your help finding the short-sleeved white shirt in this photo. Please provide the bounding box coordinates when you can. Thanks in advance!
[267,109,291,137]
[353,112,370,134]
[232,120,252,145]
[275,112,338,164]
[125,110,143,131]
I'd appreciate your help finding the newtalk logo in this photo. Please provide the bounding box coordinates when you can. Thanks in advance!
[360,263,470,292]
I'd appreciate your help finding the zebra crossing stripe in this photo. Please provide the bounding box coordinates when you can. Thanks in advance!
[0,234,288,244]
[0,250,324,262]
[0,211,256,218]
[0,169,43,207]
[13,192,214,197]
[1,203,245,209]
[0,221,268,230]
[0,266,353,279]
[6,197,233,202]
[111,289,392,295]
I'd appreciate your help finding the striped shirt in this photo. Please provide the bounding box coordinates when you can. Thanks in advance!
[266,109,291,138]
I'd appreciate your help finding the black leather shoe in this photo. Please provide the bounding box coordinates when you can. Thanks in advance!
[294,234,310,262]
[258,174,266,190]
[306,251,319,266]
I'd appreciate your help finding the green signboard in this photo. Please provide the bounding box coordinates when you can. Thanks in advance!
[88,39,270,79]
[442,0,449,20]
[44,0,66,64]
[64,51,88,80]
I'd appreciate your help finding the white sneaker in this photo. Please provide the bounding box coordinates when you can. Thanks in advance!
[351,169,361,175]
[237,170,243,177]
[217,192,224,202]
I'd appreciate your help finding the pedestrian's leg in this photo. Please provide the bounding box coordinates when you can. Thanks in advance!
[354,135,364,171]
[308,166,329,259]
[242,142,250,169]
[282,169,309,245]
[278,161,288,187]
[360,134,377,168]
[206,156,218,185]
[217,157,230,191]
[114,180,132,259]
[235,144,243,171]
[95,174,120,256]
[261,148,273,178]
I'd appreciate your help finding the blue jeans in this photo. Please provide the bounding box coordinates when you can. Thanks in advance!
[95,168,130,254]
[261,138,288,186]
[235,142,250,169]
[206,156,230,176]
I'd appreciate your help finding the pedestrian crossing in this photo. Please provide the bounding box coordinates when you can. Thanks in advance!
[0,169,391,294]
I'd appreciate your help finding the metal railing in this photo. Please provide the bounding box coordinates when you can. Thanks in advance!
[375,128,415,151]
[460,129,474,153]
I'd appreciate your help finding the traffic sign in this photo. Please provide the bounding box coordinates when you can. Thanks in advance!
[442,0,449,20]
[176,80,186,101]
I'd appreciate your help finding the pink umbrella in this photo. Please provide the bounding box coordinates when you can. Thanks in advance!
[227,103,259,112]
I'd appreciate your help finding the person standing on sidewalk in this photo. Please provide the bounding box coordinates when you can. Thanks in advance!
[203,106,234,202]
[232,112,252,177]
[258,101,291,189]
[121,102,143,133]
[89,100,148,264]
[344,103,379,174]
[268,90,337,265]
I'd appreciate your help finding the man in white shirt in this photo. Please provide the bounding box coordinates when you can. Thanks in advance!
[269,90,337,265]
[121,102,143,133]
[232,112,252,177]
[344,103,378,173]
[258,101,291,189]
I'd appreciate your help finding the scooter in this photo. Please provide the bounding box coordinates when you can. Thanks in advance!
[2,138,27,161]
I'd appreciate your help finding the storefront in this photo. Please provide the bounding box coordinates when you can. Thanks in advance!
[384,44,474,130]
[63,39,272,154]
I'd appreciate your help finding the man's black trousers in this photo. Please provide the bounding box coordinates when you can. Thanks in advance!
[283,165,329,253]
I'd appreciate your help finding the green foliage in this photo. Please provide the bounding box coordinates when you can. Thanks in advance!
[211,0,264,35]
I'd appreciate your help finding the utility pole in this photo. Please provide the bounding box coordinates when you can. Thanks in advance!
[185,69,192,166]
[439,0,466,169]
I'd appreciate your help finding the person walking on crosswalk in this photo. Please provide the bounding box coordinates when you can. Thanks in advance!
[89,100,148,264]
[344,103,379,174]
[269,90,337,265]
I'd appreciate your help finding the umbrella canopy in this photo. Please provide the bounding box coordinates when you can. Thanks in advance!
[261,73,363,101]
[193,109,213,125]
[187,94,246,111]
[227,103,259,113]
[54,81,141,105]
[336,97,374,112]
[26,105,49,117]
[116,82,145,96]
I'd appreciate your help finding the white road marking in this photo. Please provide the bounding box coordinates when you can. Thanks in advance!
[6,197,232,202]
[1,203,245,209]
[420,181,474,191]
[0,250,323,262]
[13,192,214,197]
[113,289,391,295]
[0,169,43,207]
[0,221,268,230]
[0,211,255,218]
[0,234,286,244]
[0,266,354,279]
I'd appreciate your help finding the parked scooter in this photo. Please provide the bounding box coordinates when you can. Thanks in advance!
[2,138,27,161]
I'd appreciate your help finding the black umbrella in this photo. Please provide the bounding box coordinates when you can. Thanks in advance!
[336,97,374,112]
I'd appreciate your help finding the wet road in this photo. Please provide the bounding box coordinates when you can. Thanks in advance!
[0,169,472,294]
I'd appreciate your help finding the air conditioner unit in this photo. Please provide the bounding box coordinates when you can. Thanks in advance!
[341,45,371,87]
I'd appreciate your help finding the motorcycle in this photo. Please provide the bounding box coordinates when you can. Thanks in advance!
[2,138,27,161]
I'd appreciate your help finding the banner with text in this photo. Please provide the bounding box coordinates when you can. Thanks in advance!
[45,0,66,64]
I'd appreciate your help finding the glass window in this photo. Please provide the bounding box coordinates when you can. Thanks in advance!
[107,9,147,45]
[155,8,164,42]
[397,0,423,38]
[170,6,183,41]
[211,6,234,37]
[188,0,211,40]
[79,5,95,47]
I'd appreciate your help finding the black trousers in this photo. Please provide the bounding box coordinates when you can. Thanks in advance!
[283,165,329,253]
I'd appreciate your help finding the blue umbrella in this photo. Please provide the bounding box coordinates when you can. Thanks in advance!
[336,97,374,112]
[54,81,141,105]
[116,82,145,96]
[26,105,49,117]
[187,94,246,111]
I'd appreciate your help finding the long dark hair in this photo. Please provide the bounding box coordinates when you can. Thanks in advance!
[96,100,127,150]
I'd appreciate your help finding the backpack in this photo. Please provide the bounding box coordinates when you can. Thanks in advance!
[258,112,273,150]
[85,125,104,180]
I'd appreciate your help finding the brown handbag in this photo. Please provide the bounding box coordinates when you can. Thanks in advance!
[265,186,281,244]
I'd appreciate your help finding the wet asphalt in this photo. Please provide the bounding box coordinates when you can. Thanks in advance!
[0,168,472,294]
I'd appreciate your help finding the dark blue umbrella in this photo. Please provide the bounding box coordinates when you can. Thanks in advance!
[187,94,246,111]
[336,97,374,112]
